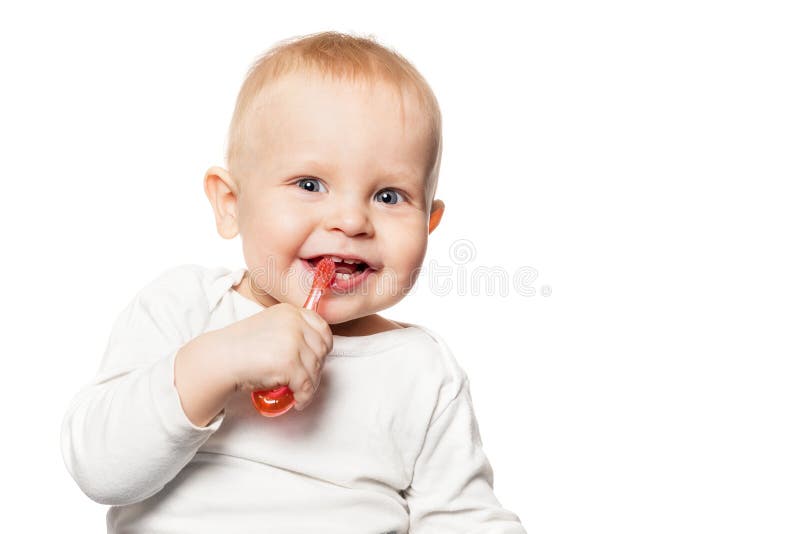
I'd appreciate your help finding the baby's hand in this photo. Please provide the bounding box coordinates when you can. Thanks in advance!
[222,303,333,411]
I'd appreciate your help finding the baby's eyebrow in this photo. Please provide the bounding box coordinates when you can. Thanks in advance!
[286,156,336,175]
[376,166,422,184]
[286,157,423,187]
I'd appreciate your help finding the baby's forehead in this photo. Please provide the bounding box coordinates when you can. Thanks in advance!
[242,73,436,169]
[249,71,429,129]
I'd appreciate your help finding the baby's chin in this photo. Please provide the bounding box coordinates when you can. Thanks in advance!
[314,301,373,325]
[326,313,391,337]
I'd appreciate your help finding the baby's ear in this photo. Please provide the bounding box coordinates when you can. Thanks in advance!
[204,166,240,239]
[428,199,445,234]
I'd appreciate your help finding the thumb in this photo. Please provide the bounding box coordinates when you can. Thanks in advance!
[299,308,329,331]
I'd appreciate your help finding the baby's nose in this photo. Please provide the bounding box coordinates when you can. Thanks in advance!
[323,199,374,237]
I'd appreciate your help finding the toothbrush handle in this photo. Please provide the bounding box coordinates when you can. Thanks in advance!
[251,290,323,417]
[303,289,324,310]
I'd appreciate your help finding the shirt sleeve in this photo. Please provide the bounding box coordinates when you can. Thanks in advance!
[60,265,225,506]
[405,378,528,533]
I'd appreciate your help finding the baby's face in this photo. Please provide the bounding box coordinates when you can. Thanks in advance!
[218,72,440,325]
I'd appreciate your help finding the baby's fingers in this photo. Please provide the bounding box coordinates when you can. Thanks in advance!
[299,309,333,351]
[301,321,332,361]
[293,345,322,411]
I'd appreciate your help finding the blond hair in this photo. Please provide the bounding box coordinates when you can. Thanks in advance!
[225,31,443,207]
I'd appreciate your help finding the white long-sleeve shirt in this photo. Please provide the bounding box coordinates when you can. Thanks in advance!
[61,264,526,533]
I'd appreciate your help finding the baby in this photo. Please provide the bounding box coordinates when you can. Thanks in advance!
[61,31,527,533]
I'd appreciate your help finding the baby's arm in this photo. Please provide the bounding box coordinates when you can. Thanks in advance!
[405,376,528,533]
[173,331,236,427]
[60,266,228,506]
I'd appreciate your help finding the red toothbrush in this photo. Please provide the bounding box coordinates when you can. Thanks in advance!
[250,257,336,417]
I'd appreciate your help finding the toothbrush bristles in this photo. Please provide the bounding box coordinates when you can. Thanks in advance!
[313,257,336,290]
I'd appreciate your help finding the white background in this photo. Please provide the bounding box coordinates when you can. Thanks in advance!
[2,1,798,532]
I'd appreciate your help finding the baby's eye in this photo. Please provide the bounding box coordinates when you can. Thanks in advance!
[375,189,404,205]
[296,177,328,193]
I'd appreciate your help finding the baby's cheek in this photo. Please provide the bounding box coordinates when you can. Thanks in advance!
[398,242,428,287]
[406,232,429,268]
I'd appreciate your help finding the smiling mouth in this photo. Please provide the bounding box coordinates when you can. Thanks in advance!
[307,256,371,275]
[303,256,375,290]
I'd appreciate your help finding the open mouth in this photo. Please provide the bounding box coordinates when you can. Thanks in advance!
[308,256,369,274]
[303,255,376,291]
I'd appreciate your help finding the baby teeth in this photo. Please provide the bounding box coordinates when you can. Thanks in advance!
[327,256,360,265]
[335,272,353,280]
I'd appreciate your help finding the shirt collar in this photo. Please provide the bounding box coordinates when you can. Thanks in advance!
[205,266,247,312]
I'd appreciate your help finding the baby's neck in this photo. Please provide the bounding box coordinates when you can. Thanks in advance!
[330,315,404,337]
